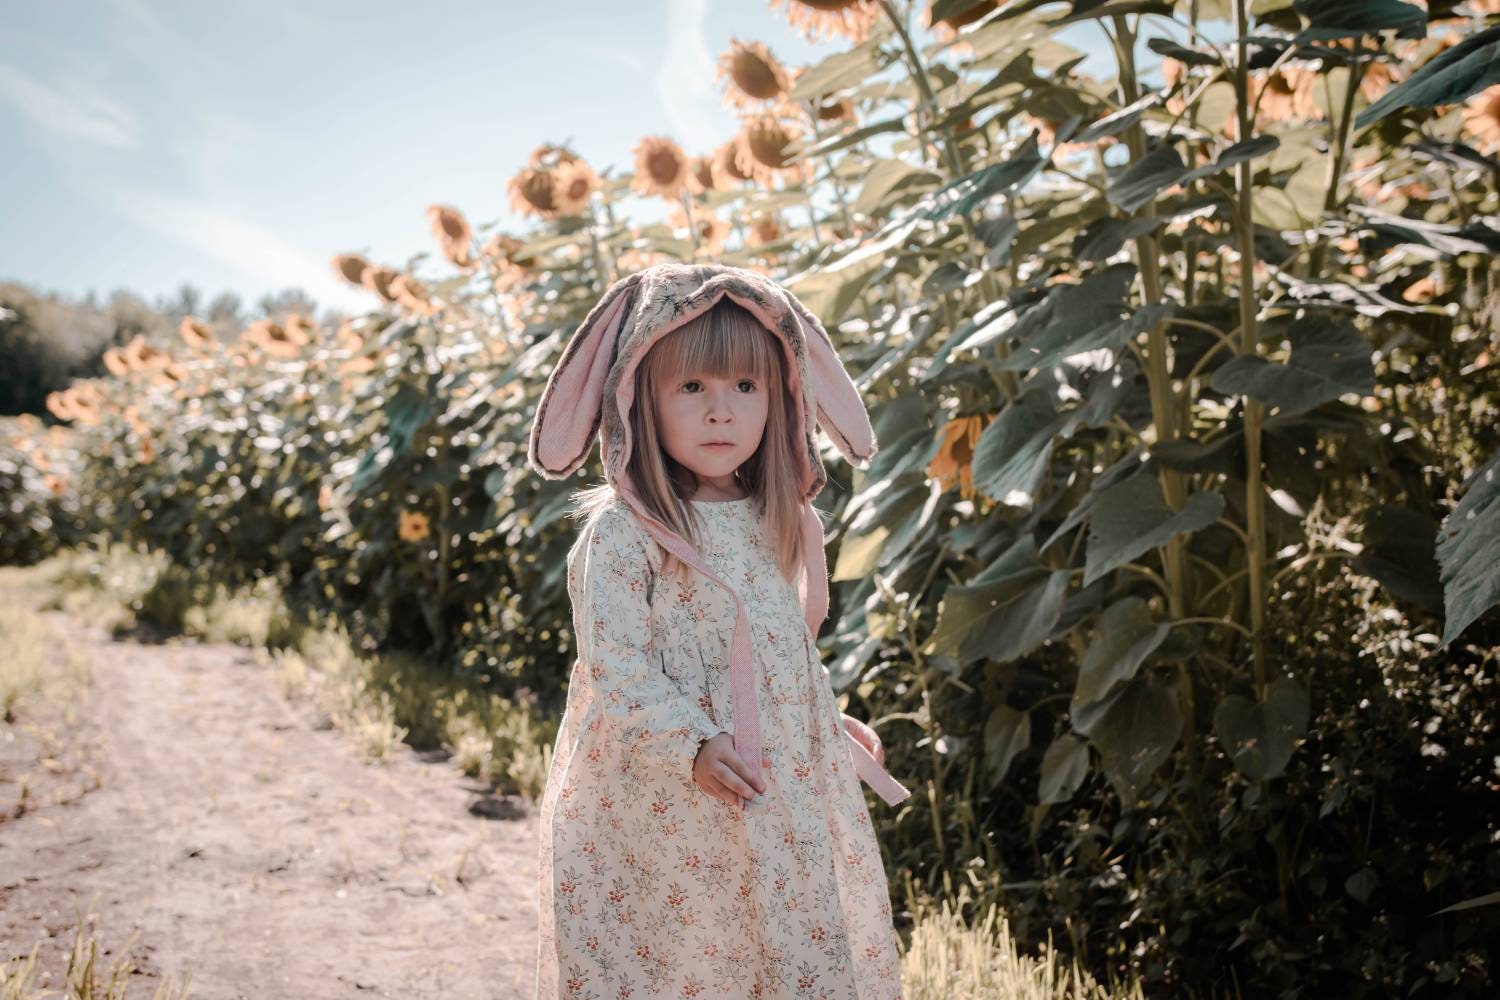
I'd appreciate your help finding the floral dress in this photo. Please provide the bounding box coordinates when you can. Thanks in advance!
[534,497,905,1000]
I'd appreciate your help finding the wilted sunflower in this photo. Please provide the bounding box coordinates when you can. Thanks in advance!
[398,509,431,542]
[391,274,439,317]
[1461,85,1500,154]
[283,314,316,346]
[179,316,215,349]
[507,165,558,219]
[630,135,692,200]
[243,319,302,359]
[426,204,475,269]
[1251,66,1321,126]
[686,154,719,195]
[747,212,784,247]
[102,347,131,376]
[717,38,791,109]
[927,414,989,502]
[666,204,731,256]
[732,115,806,187]
[331,253,371,285]
[711,138,755,188]
[770,0,883,44]
[361,264,401,303]
[552,159,602,215]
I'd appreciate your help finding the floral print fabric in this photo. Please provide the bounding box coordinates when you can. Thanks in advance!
[535,498,904,999]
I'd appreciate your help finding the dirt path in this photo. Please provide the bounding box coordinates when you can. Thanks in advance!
[0,609,539,999]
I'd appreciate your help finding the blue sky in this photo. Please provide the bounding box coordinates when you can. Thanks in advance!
[1,1,1119,317]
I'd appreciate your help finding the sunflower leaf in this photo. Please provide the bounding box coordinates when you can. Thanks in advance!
[1355,25,1500,128]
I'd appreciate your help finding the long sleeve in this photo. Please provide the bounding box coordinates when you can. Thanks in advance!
[567,506,729,785]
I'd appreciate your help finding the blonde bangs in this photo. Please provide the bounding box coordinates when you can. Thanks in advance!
[649,299,778,388]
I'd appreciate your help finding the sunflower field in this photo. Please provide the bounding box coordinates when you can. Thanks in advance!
[4,1,1500,996]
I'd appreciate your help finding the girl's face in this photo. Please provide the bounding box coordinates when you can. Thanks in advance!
[651,366,769,497]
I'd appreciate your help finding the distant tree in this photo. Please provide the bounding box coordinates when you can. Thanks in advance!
[206,291,243,326]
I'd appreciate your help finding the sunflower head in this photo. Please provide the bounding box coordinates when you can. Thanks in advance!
[926,414,990,502]
[527,143,580,168]
[331,253,371,285]
[283,314,317,345]
[179,316,216,349]
[391,274,439,317]
[717,38,790,109]
[507,166,559,218]
[747,212,784,248]
[553,159,602,216]
[1461,84,1500,155]
[361,265,401,303]
[630,135,691,200]
[244,319,302,358]
[733,115,805,187]
[426,204,475,268]
[770,0,883,44]
[103,347,131,376]
[686,154,718,195]
[666,204,731,257]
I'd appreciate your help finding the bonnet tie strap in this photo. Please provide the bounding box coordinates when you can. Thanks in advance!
[626,496,910,807]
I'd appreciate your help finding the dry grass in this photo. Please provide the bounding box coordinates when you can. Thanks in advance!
[0,893,191,1000]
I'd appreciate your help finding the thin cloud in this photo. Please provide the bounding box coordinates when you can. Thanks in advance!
[0,61,139,149]
[107,186,368,313]
[656,0,724,151]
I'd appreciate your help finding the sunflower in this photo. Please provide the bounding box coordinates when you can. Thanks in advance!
[770,0,883,44]
[123,335,171,372]
[179,316,215,349]
[747,211,784,247]
[814,95,856,125]
[398,509,431,542]
[507,166,559,218]
[426,204,474,268]
[283,314,317,346]
[361,264,401,303]
[731,115,806,187]
[666,204,731,256]
[331,253,370,285]
[42,473,67,497]
[391,274,440,317]
[685,154,719,196]
[927,414,989,502]
[1251,66,1321,126]
[1461,84,1500,155]
[717,39,791,109]
[334,318,363,352]
[102,347,131,376]
[711,138,755,188]
[243,319,302,359]
[552,159,602,215]
[630,135,692,200]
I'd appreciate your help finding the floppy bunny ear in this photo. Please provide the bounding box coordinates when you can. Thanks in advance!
[528,271,643,479]
[784,293,878,469]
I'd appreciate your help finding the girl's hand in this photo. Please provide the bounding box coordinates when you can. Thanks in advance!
[693,733,766,809]
[841,713,885,766]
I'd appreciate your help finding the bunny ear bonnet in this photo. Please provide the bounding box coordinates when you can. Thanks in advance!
[528,261,909,806]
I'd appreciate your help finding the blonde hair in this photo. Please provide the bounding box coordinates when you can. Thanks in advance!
[570,298,810,587]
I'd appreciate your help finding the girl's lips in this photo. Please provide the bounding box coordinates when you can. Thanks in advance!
[702,442,735,449]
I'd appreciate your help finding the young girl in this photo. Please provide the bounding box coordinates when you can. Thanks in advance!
[528,262,910,999]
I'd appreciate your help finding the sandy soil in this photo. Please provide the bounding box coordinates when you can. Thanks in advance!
[0,609,540,1000]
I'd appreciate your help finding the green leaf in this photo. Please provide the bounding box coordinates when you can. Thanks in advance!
[789,25,892,101]
[917,135,1047,222]
[922,569,1071,665]
[985,705,1032,782]
[1072,672,1182,805]
[1212,678,1311,781]
[1433,890,1500,916]
[786,253,884,325]
[1356,26,1500,128]
[853,159,943,217]
[970,390,1063,504]
[1209,317,1374,414]
[1038,732,1090,804]
[1072,597,1171,707]
[1436,446,1500,647]
[1084,471,1225,586]
[1145,36,1221,67]
[1351,504,1444,612]
[1344,866,1380,904]
[1107,145,1188,215]
[1292,0,1427,42]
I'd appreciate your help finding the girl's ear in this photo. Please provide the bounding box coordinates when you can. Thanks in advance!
[784,293,878,468]
[529,272,644,479]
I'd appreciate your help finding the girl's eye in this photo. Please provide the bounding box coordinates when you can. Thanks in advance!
[681,379,757,392]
